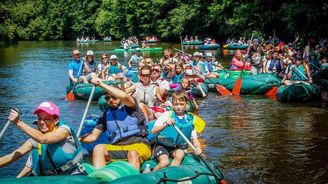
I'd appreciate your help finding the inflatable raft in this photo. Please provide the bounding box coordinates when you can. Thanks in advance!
[205,73,281,94]
[114,47,163,52]
[182,41,203,45]
[199,44,221,50]
[277,82,320,102]
[223,44,249,50]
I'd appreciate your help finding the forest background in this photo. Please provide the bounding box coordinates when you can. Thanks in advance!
[1,0,327,43]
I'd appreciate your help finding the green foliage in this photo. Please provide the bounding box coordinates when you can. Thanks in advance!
[0,0,327,41]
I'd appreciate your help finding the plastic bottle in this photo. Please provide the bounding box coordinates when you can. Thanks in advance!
[142,164,151,174]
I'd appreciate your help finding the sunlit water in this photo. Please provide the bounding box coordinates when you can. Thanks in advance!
[0,41,327,183]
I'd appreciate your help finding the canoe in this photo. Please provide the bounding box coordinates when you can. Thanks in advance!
[114,47,163,52]
[205,73,281,94]
[223,44,249,50]
[68,80,120,100]
[76,39,98,43]
[182,41,203,45]
[277,82,320,102]
[199,44,221,50]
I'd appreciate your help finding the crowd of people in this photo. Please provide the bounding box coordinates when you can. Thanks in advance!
[1,35,327,178]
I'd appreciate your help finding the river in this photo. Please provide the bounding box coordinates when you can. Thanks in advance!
[0,41,327,183]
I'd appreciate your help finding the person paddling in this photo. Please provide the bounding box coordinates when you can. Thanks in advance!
[0,102,85,177]
[151,91,202,171]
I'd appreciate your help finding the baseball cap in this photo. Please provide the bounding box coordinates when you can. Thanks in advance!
[205,53,213,58]
[193,52,201,57]
[110,55,118,60]
[87,50,94,55]
[33,102,60,117]
[136,48,141,51]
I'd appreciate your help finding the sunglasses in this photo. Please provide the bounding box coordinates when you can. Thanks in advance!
[152,69,161,72]
[105,95,117,101]
[102,57,107,60]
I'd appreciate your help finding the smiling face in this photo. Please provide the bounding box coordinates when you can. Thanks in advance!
[105,94,121,109]
[36,111,58,133]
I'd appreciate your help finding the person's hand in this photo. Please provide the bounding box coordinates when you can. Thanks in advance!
[82,57,86,62]
[309,78,313,84]
[90,77,101,86]
[8,109,20,124]
[116,73,124,79]
[166,118,175,126]
[194,147,202,155]
[73,78,78,83]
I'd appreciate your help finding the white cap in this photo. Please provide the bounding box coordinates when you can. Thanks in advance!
[136,48,141,51]
[205,53,213,58]
[87,50,94,55]
[110,55,118,60]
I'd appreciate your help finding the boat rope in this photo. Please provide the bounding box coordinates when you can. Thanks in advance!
[156,171,217,184]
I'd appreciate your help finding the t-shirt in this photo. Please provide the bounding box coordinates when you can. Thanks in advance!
[68,60,83,78]
[154,111,197,139]
[152,79,170,91]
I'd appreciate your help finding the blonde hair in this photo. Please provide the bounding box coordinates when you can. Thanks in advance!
[172,91,188,102]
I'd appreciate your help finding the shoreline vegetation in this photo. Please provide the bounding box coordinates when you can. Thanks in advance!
[0,1,327,43]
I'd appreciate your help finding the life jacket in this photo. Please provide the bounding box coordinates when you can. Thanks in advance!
[268,59,275,72]
[31,121,83,176]
[103,103,147,144]
[172,73,184,84]
[157,111,194,148]
[292,65,307,81]
[108,63,122,75]
[205,61,214,72]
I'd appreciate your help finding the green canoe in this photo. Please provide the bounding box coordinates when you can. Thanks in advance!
[223,44,249,50]
[119,43,140,49]
[277,82,320,102]
[182,41,203,45]
[113,47,163,52]
[205,73,281,94]
[68,81,120,100]
[199,44,221,50]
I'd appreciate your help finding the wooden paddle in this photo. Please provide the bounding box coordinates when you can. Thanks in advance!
[0,108,22,141]
[172,124,225,183]
[232,33,254,96]
[66,60,84,101]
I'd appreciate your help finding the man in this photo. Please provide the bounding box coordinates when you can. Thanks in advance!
[80,77,151,171]
[128,48,144,69]
[68,49,93,85]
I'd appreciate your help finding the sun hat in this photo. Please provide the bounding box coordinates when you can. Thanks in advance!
[33,102,60,117]
[87,50,94,55]
[110,55,118,60]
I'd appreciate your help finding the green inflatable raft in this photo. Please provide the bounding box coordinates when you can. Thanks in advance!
[182,41,203,45]
[199,44,221,50]
[205,73,281,94]
[113,47,163,52]
[67,80,121,100]
[0,155,224,184]
[223,44,249,50]
[277,82,320,102]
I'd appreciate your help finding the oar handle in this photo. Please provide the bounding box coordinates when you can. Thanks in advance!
[293,66,308,80]
[77,85,96,137]
[172,124,223,182]
[0,108,22,141]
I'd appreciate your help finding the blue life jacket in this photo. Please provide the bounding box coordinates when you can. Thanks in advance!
[158,111,194,148]
[292,65,307,81]
[103,103,147,144]
[205,61,214,72]
[275,59,282,73]
[31,121,83,176]
[172,73,184,84]
[108,63,122,75]
[268,60,275,72]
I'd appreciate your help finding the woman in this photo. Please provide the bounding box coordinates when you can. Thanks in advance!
[230,49,251,71]
[0,102,84,177]
[281,55,313,85]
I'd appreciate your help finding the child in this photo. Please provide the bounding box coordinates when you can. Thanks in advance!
[171,62,185,84]
[151,91,202,171]
[170,78,199,112]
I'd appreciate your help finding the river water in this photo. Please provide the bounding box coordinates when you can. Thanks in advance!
[0,41,327,183]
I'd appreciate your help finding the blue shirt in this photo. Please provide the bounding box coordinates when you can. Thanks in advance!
[129,54,144,68]
[68,59,83,79]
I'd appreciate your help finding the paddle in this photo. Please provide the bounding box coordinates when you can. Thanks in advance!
[77,85,96,137]
[66,60,84,101]
[172,124,224,183]
[232,33,254,95]
[265,86,278,96]
[0,108,22,141]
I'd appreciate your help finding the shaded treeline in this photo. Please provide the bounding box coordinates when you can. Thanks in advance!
[0,0,327,42]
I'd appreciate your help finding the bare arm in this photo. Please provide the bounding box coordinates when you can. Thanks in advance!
[68,70,77,83]
[91,77,135,108]
[0,140,32,167]
[80,125,103,143]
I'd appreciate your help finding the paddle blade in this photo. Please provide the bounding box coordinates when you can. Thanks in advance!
[265,86,278,96]
[190,113,206,133]
[216,85,232,96]
[232,78,242,95]
[66,91,75,101]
